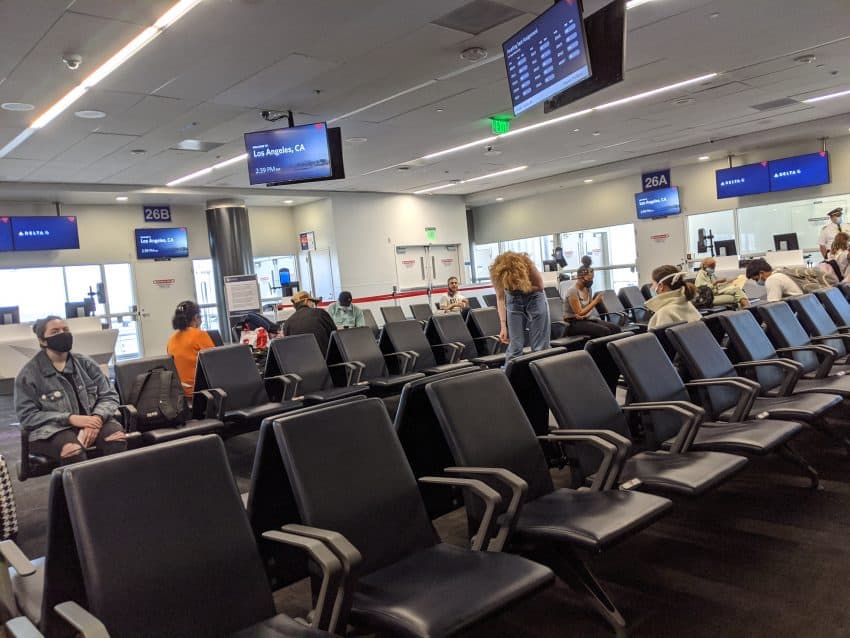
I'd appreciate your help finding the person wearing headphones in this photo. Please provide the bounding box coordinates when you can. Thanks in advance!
[646,265,702,329]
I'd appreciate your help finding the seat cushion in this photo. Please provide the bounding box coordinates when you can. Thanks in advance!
[660,420,803,455]
[352,543,552,638]
[302,385,367,405]
[10,556,44,626]
[791,375,850,398]
[722,394,842,422]
[227,402,301,423]
[367,373,425,389]
[470,354,506,368]
[422,362,476,375]
[229,613,331,637]
[513,488,671,551]
[550,336,587,351]
[140,418,224,445]
[622,450,748,497]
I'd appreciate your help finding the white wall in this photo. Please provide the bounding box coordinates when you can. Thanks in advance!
[473,135,850,283]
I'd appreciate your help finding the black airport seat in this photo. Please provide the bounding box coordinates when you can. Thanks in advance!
[379,319,473,375]
[838,281,850,302]
[814,287,850,331]
[531,351,750,495]
[650,321,687,362]
[361,308,381,339]
[465,308,508,356]
[618,286,652,323]
[327,326,424,394]
[466,296,482,309]
[584,332,634,394]
[546,297,587,350]
[482,293,497,307]
[640,283,654,300]
[206,329,224,346]
[265,334,367,405]
[789,293,850,359]
[409,303,433,321]
[379,305,406,324]
[273,398,555,637]
[543,286,560,298]
[425,369,673,635]
[194,344,302,434]
[504,348,566,438]
[426,313,505,367]
[114,355,224,444]
[596,290,645,332]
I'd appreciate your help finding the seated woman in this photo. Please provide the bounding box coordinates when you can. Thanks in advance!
[14,316,127,465]
[694,257,749,308]
[562,266,621,338]
[646,265,702,329]
[167,300,216,398]
[827,232,850,280]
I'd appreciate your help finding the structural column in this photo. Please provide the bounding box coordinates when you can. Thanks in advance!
[205,199,254,342]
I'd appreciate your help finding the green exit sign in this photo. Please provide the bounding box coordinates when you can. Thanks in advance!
[490,115,512,135]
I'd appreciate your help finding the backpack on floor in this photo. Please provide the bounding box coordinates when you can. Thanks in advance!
[775,266,837,294]
[127,367,186,431]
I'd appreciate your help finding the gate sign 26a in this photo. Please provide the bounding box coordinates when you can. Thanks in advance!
[143,205,172,222]
[642,169,670,191]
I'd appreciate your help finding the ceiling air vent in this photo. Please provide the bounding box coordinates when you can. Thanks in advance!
[750,97,801,111]
[432,0,523,36]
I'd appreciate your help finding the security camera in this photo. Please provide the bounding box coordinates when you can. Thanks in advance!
[486,145,494,152]
[261,110,287,122]
[61,54,82,70]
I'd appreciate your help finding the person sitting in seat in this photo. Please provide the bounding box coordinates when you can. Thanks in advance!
[327,291,365,329]
[745,258,804,302]
[827,232,850,280]
[646,265,702,329]
[438,277,468,313]
[14,316,127,465]
[562,266,621,338]
[167,300,216,398]
[694,257,749,308]
[283,290,337,357]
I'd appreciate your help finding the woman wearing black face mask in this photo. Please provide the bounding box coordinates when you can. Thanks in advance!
[561,266,621,338]
[13,316,126,465]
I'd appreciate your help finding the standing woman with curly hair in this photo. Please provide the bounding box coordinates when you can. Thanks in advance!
[489,251,550,362]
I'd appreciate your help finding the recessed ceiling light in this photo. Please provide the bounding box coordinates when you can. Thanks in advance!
[794,54,817,64]
[345,137,367,144]
[709,12,720,19]
[592,131,601,136]
[698,155,710,161]
[460,47,488,62]
[583,179,594,183]
[436,108,445,113]
[573,128,580,132]
[115,196,128,201]
[74,109,106,119]
[496,197,504,201]
[130,149,147,155]
[284,200,294,205]
[580,159,597,164]
[1,102,34,112]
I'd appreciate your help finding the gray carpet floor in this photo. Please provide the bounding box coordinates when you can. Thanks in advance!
[3,395,850,637]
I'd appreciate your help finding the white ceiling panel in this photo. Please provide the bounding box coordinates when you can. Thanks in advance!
[67,0,176,25]
[0,158,46,181]
[52,132,140,164]
[95,94,196,136]
[0,1,64,80]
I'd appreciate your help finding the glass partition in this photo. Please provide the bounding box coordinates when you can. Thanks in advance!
[559,223,638,290]
[686,210,735,259]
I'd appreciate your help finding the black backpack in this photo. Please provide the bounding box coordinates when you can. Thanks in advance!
[693,285,715,309]
[127,367,186,431]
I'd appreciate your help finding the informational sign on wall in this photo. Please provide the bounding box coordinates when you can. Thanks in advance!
[299,231,316,251]
[143,205,172,222]
[425,227,437,242]
[224,274,261,313]
[642,169,671,191]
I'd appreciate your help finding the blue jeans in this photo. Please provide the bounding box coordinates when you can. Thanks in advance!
[505,290,550,362]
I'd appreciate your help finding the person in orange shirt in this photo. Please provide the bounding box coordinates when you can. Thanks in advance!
[166,300,215,398]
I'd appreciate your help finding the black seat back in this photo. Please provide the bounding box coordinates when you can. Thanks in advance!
[380,305,406,324]
[650,322,685,361]
[640,283,654,300]
[607,333,692,446]
[544,286,560,299]
[328,326,388,380]
[584,332,633,393]
[483,293,497,307]
[815,287,850,327]
[466,296,482,309]
[756,301,821,374]
[62,437,275,637]
[206,329,224,346]
[720,310,786,391]
[466,308,501,355]
[381,320,437,371]
[196,344,267,409]
[410,303,433,321]
[504,348,566,436]
[530,351,632,479]
[703,310,736,345]
[788,294,847,356]
[362,308,381,339]
[427,313,477,361]
[666,321,741,418]
[114,355,180,404]
[394,368,481,518]
[618,286,648,320]
[839,281,850,302]
[598,289,626,324]
[267,334,333,393]
[275,399,437,575]
[547,297,564,322]
[426,370,555,506]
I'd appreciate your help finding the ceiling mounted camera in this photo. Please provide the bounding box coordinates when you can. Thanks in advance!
[61,54,82,70]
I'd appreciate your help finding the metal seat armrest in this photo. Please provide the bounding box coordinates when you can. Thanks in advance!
[549,430,631,490]
[810,333,850,345]
[419,477,502,552]
[328,362,362,386]
[278,373,302,400]
[405,350,420,371]
[539,435,619,491]
[0,540,36,621]
[599,310,627,324]
[775,344,836,378]
[622,402,703,453]
[6,617,45,638]
[734,358,804,395]
[264,374,293,402]
[117,404,138,432]
[262,530,345,633]
[685,377,758,422]
[431,342,461,363]
[383,351,413,375]
[443,467,528,552]
[193,388,226,420]
[54,602,109,638]
[551,320,569,338]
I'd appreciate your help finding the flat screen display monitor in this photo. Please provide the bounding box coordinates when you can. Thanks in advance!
[0,217,13,252]
[635,187,681,219]
[134,227,189,260]
[264,126,345,187]
[715,161,770,198]
[714,239,737,257]
[544,0,625,113]
[773,233,799,252]
[503,0,591,116]
[768,151,830,192]
[11,216,79,251]
[244,122,332,186]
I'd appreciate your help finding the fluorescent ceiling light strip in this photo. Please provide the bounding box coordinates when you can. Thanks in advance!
[167,153,247,186]
[424,136,497,160]
[413,183,456,195]
[0,129,36,157]
[595,73,717,109]
[463,165,527,183]
[625,0,660,9]
[803,88,850,103]
[155,0,205,28]
[81,27,160,89]
[31,85,88,129]
[329,80,436,124]
[500,108,593,138]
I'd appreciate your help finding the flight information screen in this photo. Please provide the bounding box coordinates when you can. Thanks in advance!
[503,0,591,116]
[768,151,830,192]
[715,162,770,198]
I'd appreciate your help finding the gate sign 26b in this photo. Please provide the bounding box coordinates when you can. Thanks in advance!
[642,169,670,191]
[143,205,172,222]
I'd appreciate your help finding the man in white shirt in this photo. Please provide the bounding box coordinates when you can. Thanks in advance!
[817,207,848,258]
[438,277,468,313]
[745,258,802,302]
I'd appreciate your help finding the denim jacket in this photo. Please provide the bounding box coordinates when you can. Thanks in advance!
[14,350,119,442]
